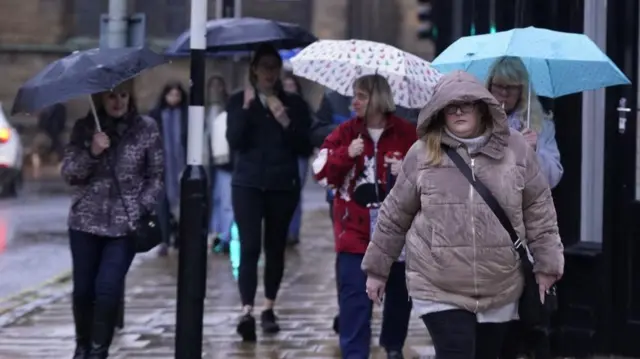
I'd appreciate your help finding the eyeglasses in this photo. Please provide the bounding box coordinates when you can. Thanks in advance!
[491,83,522,95]
[444,102,476,115]
[107,92,129,100]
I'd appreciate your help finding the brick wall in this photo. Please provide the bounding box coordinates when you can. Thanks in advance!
[0,0,73,45]
[242,0,313,30]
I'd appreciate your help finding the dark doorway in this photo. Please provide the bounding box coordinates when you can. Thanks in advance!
[604,0,640,356]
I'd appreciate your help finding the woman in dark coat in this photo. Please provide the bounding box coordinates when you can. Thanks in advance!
[226,44,312,341]
[62,80,164,358]
[148,82,188,255]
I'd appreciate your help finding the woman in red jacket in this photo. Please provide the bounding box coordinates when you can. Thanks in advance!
[313,74,416,359]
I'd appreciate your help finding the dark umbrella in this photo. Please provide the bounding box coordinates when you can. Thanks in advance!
[165,17,317,54]
[11,47,168,116]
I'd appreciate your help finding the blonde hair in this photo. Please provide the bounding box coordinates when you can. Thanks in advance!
[486,56,545,132]
[423,103,492,165]
[353,74,396,114]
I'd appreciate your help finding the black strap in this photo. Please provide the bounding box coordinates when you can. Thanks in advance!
[442,145,525,255]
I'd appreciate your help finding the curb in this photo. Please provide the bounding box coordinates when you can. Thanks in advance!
[0,270,73,327]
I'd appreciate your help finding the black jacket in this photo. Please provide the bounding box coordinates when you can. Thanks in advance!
[226,89,312,191]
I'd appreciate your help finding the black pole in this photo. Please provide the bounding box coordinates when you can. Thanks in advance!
[175,0,208,357]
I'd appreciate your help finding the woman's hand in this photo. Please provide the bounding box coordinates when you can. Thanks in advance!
[90,132,110,156]
[243,87,255,109]
[535,272,559,304]
[384,152,402,176]
[522,128,538,149]
[348,137,365,158]
[267,96,290,127]
[365,276,386,305]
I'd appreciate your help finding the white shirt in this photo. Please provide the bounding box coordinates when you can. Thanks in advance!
[367,127,384,144]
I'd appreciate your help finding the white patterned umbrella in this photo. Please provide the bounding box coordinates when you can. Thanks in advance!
[290,39,442,108]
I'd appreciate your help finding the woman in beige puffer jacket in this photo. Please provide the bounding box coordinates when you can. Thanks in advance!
[361,70,564,359]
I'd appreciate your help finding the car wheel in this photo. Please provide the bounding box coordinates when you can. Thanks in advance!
[1,173,22,198]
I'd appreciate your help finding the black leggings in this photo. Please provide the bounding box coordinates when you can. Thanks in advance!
[422,309,509,359]
[232,186,300,307]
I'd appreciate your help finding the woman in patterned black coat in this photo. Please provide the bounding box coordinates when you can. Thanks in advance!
[61,80,164,359]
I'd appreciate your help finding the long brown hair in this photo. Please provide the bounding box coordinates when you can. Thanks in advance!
[248,44,283,90]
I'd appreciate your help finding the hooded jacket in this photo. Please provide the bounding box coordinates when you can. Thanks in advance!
[361,71,564,313]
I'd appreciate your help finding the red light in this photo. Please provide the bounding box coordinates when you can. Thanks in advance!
[0,128,10,143]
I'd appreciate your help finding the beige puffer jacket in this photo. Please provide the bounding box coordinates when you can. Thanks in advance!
[361,71,564,313]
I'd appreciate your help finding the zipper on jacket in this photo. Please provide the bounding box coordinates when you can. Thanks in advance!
[469,155,479,307]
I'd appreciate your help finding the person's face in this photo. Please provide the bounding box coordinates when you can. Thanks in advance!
[253,55,281,90]
[283,78,298,94]
[165,88,182,107]
[209,78,225,98]
[351,87,372,118]
[490,77,521,112]
[443,102,482,138]
[101,90,130,118]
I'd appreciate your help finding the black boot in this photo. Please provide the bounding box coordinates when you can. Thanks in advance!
[72,300,93,359]
[86,301,118,359]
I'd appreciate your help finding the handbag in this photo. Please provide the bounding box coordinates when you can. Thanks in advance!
[443,145,557,328]
[109,160,162,254]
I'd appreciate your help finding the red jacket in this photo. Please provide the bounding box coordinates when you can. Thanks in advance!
[313,115,417,254]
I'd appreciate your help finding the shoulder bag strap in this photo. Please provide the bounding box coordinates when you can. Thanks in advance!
[442,145,526,257]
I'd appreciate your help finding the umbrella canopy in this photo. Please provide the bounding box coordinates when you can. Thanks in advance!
[291,39,441,108]
[165,17,316,54]
[431,26,630,98]
[12,47,168,115]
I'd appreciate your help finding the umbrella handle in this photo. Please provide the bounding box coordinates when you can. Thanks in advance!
[89,96,102,132]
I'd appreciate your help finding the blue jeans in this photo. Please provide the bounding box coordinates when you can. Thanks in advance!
[210,169,234,243]
[337,253,411,358]
[288,157,309,240]
[69,229,136,307]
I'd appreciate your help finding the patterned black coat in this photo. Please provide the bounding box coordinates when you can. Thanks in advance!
[61,112,164,237]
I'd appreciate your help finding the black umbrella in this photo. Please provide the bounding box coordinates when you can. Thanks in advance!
[11,47,168,116]
[165,17,317,54]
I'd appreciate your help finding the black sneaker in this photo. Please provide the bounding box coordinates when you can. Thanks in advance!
[260,309,280,334]
[236,313,256,342]
[387,350,404,359]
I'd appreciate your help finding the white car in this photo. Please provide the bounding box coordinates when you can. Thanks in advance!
[0,104,23,197]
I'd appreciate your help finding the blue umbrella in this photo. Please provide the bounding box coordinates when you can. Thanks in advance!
[165,17,316,54]
[431,26,630,98]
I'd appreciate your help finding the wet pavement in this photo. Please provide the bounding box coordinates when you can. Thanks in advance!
[0,184,435,358]
[0,194,71,304]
